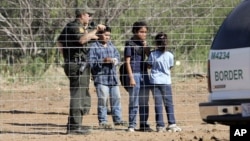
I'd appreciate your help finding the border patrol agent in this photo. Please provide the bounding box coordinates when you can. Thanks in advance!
[57,6,106,135]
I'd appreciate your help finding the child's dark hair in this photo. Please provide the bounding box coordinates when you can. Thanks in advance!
[155,32,167,52]
[132,21,148,34]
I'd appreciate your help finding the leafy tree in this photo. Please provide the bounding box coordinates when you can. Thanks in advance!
[0,0,242,81]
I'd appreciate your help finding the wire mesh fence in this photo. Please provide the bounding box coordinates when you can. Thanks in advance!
[0,0,242,140]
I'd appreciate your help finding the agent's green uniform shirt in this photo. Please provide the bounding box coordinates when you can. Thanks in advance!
[58,19,93,129]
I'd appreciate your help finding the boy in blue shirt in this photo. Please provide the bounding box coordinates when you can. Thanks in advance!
[88,26,127,128]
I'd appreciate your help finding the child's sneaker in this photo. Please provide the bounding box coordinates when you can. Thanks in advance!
[127,128,135,132]
[166,124,182,132]
[156,127,166,132]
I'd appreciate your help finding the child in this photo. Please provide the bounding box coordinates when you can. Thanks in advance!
[147,32,181,132]
[88,26,127,128]
[124,21,152,132]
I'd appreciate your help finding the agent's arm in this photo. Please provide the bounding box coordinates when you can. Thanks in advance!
[79,24,106,44]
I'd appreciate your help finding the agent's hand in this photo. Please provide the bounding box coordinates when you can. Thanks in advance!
[91,35,99,40]
[96,24,106,31]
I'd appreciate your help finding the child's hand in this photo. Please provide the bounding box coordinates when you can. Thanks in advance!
[142,40,147,47]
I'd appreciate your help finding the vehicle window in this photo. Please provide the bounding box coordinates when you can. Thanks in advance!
[211,2,250,50]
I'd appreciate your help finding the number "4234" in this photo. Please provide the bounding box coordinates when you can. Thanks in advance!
[210,51,230,60]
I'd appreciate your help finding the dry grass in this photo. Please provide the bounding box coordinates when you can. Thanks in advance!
[0,67,229,141]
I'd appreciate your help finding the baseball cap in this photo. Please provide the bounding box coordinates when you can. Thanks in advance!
[75,6,95,16]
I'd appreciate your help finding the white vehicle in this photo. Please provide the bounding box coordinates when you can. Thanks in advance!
[199,0,250,126]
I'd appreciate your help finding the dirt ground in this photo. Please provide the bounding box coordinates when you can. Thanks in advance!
[0,67,230,141]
